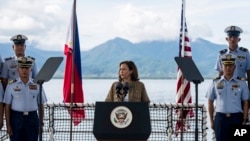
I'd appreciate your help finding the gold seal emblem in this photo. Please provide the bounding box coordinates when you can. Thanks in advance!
[110,106,133,128]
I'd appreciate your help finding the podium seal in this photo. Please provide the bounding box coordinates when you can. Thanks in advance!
[110,106,133,128]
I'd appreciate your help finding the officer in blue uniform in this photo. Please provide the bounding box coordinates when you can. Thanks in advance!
[207,53,249,141]
[3,56,47,141]
[1,34,38,89]
[214,25,250,88]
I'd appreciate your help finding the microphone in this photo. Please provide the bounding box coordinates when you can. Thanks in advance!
[122,82,129,95]
[115,82,122,95]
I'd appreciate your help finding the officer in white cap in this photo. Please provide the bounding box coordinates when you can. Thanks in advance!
[3,56,47,141]
[207,53,249,141]
[1,34,38,89]
[214,26,250,88]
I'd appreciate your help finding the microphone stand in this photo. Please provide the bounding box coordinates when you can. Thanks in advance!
[122,85,129,102]
[32,57,63,141]
[122,92,127,102]
[121,94,125,102]
[122,89,129,102]
[37,80,44,141]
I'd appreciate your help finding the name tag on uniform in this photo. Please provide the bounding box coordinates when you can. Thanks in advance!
[13,86,21,91]
[237,56,245,61]
[10,62,17,68]
[29,85,37,90]
[232,84,239,88]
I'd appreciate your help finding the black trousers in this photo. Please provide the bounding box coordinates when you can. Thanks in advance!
[10,110,39,141]
[214,112,243,141]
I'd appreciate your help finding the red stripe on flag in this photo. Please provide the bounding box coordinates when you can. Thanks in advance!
[184,46,191,52]
[175,0,194,136]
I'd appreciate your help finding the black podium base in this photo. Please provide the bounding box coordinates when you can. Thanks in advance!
[93,102,151,141]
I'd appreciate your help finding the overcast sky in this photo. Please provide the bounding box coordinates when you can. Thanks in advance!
[0,0,249,51]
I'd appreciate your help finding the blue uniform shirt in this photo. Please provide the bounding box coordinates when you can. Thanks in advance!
[214,47,250,78]
[1,56,38,80]
[206,76,249,113]
[3,78,47,112]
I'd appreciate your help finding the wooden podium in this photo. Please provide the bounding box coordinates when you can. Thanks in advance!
[93,102,151,141]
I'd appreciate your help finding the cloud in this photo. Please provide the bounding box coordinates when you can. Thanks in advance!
[114,4,180,43]
[0,0,250,51]
[0,0,68,51]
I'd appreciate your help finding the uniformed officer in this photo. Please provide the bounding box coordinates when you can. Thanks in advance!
[1,34,38,89]
[214,26,250,88]
[207,53,249,141]
[3,56,47,141]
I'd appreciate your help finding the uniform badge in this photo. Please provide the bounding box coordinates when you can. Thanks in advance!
[10,62,17,68]
[232,84,239,88]
[29,84,37,90]
[8,79,16,84]
[232,84,239,94]
[216,82,224,89]
[237,76,246,81]
[13,86,21,91]
[17,35,22,40]
[230,26,235,31]
[237,56,245,61]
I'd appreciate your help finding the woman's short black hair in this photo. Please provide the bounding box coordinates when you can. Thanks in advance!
[118,60,139,81]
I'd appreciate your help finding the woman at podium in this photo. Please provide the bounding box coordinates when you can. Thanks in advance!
[105,60,150,103]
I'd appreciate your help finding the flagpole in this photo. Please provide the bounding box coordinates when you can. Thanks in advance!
[181,0,186,106]
[180,0,186,140]
[70,0,76,140]
[183,0,197,139]
[181,1,198,140]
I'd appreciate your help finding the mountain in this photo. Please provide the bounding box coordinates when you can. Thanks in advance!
[0,37,226,78]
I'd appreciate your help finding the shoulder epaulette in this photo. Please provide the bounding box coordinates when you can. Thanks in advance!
[239,47,248,52]
[4,57,13,61]
[237,76,247,81]
[27,56,35,60]
[219,49,227,54]
[8,79,17,84]
[213,76,221,81]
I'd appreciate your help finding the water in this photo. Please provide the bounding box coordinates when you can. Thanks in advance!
[43,78,213,139]
[43,79,210,104]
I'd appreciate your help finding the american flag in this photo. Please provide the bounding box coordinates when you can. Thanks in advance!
[175,0,194,135]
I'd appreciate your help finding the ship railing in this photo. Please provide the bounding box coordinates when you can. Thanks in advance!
[0,103,211,141]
